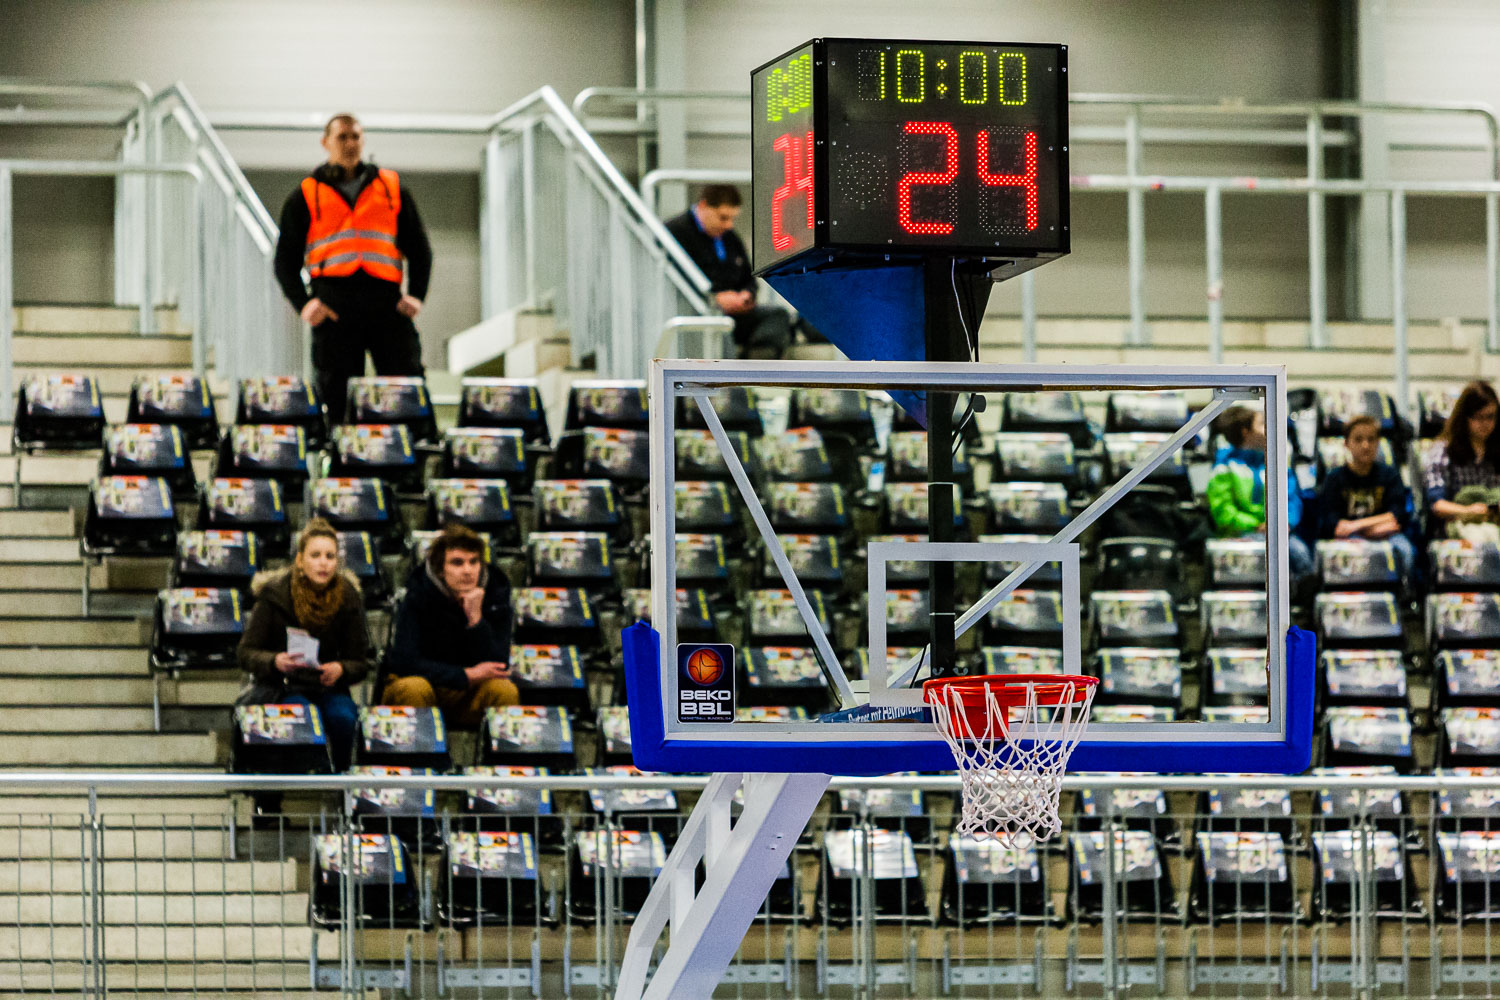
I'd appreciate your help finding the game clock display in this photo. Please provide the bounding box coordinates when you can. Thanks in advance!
[751,38,1069,274]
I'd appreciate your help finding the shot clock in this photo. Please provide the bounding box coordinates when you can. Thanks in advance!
[751,38,1070,276]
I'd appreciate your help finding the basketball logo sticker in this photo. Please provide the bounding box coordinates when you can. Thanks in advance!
[677,643,735,723]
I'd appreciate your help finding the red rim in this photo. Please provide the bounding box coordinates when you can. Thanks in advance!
[922,673,1098,740]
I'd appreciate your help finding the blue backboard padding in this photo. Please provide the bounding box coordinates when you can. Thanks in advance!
[765,265,929,426]
[622,622,1316,777]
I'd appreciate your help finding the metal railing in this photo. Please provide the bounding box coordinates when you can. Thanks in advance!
[3,770,1500,998]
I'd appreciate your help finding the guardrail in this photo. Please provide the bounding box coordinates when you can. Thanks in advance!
[2,770,1499,998]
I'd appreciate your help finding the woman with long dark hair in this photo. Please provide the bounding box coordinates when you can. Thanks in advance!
[1423,380,1500,530]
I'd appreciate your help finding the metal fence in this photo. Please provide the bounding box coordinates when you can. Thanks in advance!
[5,771,1500,999]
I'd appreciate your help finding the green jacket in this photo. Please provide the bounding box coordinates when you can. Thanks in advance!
[1207,446,1302,537]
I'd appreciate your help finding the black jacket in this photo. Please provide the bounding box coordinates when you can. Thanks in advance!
[1316,463,1412,538]
[273,161,433,312]
[236,567,372,697]
[663,209,754,295]
[387,563,513,691]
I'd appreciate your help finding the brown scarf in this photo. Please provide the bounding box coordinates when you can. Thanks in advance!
[290,565,344,633]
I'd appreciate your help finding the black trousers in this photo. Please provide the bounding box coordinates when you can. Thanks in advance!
[310,291,425,423]
[732,305,792,359]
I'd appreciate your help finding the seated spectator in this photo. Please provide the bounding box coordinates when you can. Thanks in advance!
[237,518,369,771]
[1316,415,1416,578]
[664,184,792,359]
[383,523,519,726]
[1423,380,1500,543]
[1207,405,1314,580]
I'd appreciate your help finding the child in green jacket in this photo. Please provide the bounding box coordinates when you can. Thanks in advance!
[1207,406,1313,579]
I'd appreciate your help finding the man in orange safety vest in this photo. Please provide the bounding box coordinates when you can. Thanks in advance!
[274,113,432,423]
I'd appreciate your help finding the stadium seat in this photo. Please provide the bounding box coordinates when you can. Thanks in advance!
[675,533,733,594]
[459,377,551,444]
[357,705,453,771]
[526,531,617,596]
[1001,391,1092,450]
[787,387,878,452]
[817,827,928,924]
[1418,388,1463,440]
[762,533,843,593]
[761,425,864,491]
[675,481,740,538]
[237,375,328,449]
[436,829,548,927]
[1432,768,1500,833]
[1103,432,1192,497]
[552,427,651,493]
[830,781,930,845]
[1066,829,1180,922]
[993,432,1076,486]
[675,427,760,482]
[623,587,718,644]
[309,831,424,929]
[1197,783,1296,843]
[1206,538,1267,589]
[310,477,405,554]
[1315,591,1403,649]
[148,585,244,729]
[349,764,442,851]
[101,423,196,497]
[171,529,260,590]
[336,530,391,609]
[743,587,830,645]
[1430,592,1500,650]
[327,423,423,494]
[1435,649,1500,710]
[1316,435,1397,482]
[883,430,973,490]
[987,481,1070,533]
[566,828,666,923]
[1321,649,1408,707]
[1311,765,1410,833]
[442,426,535,490]
[345,375,438,444]
[1318,388,1410,460]
[1091,647,1183,707]
[979,533,1063,586]
[676,385,763,436]
[126,374,219,450]
[768,481,853,536]
[1072,780,1179,846]
[1202,590,1270,647]
[510,643,590,712]
[984,589,1065,649]
[1189,830,1300,924]
[215,424,314,500]
[1434,829,1500,921]
[1309,828,1424,921]
[596,706,633,767]
[941,833,1052,926]
[1440,706,1500,768]
[1204,648,1270,707]
[1320,707,1415,772]
[230,703,335,776]
[1095,540,1186,604]
[460,764,564,846]
[1090,590,1180,650]
[1430,539,1500,592]
[564,379,648,431]
[883,481,965,536]
[199,477,290,557]
[12,373,105,451]
[82,475,177,561]
[480,705,577,771]
[1106,390,1190,434]
[425,478,520,548]
[513,586,602,648]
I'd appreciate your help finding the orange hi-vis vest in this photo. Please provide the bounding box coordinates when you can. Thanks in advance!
[300,167,403,283]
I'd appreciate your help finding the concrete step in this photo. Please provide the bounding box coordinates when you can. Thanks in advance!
[12,332,193,367]
[0,732,219,768]
[0,971,350,998]
[0,705,158,732]
[1,675,237,707]
[0,560,169,593]
[0,591,153,618]
[6,891,307,926]
[0,647,148,675]
[0,454,98,487]
[0,793,237,817]
[0,508,76,537]
[12,304,186,336]
[0,537,81,563]
[0,922,315,962]
[0,856,295,894]
[0,617,148,646]
[0,825,231,860]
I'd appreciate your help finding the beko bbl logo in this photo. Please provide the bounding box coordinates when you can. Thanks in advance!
[677,643,734,723]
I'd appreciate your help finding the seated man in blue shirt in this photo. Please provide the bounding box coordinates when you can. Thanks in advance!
[1315,414,1416,579]
[664,185,792,359]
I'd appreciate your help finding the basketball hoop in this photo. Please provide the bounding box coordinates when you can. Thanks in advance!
[923,673,1098,847]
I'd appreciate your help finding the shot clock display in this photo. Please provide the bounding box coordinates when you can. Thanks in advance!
[751,38,1069,276]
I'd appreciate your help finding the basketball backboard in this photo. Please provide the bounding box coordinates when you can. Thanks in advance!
[623,359,1315,777]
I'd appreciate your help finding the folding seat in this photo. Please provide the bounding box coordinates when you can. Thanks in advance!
[984,588,1065,648]
[983,645,1064,675]
[1320,706,1415,772]
[1002,391,1092,450]
[1321,649,1407,708]
[127,373,218,449]
[743,646,830,712]
[623,587,718,645]
[674,428,759,482]
[979,533,1063,587]
[509,642,590,713]
[348,764,441,851]
[1203,648,1269,708]
[596,706,635,767]
[200,477,289,557]
[1106,390,1190,434]
[566,828,667,923]
[216,423,313,500]
[817,827,928,924]
[1090,647,1183,708]
[309,477,405,554]
[425,478,519,548]
[231,702,334,775]
[1435,649,1500,709]
[442,426,534,492]
[459,377,550,444]
[1419,387,1463,440]
[513,586,602,649]
[830,781,930,845]
[171,528,259,590]
[82,474,176,558]
[345,375,437,444]
[534,478,631,544]
[309,832,424,928]
[12,373,104,451]
[1202,590,1269,648]
[674,532,732,595]
[1189,831,1300,924]
[1440,706,1500,768]
[675,481,740,538]
[436,829,546,927]
[357,705,452,771]
[676,384,763,436]
[1315,591,1402,650]
[1287,387,1321,461]
[768,481,854,536]
[1433,768,1500,833]
[1200,705,1262,724]
[762,533,843,594]
[987,481,1070,534]
[237,375,327,449]
[1072,778,1178,846]
[1431,538,1500,592]
[1317,538,1400,592]
[552,426,651,494]
[1066,829,1180,922]
[148,585,244,728]
[327,423,423,494]
[761,425,863,490]
[883,430,973,491]
[1430,592,1500,652]
[941,833,1051,926]
[879,589,934,647]
[1319,387,1410,460]
[1090,590,1180,650]
[1311,765,1410,833]
[583,765,680,843]
[1094,541,1186,604]
[743,588,830,646]
[1103,432,1191,498]
[1309,828,1424,921]
[335,530,391,610]
[1316,435,1397,482]
[993,432,1076,486]
[480,705,577,771]
[883,481,965,537]
[564,379,648,431]
[460,764,563,846]
[526,531,617,599]
[787,387,878,452]
[102,423,195,497]
[1206,538,1266,589]
[1197,781,1296,843]
[1435,830,1500,921]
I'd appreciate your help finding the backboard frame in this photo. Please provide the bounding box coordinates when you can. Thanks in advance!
[633,358,1315,776]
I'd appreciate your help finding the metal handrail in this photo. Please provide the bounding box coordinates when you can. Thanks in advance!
[0,159,204,417]
[154,82,278,241]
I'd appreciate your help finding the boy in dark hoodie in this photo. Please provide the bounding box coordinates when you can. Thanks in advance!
[383,523,519,727]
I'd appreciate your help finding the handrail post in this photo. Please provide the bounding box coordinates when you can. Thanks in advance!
[1021,271,1038,363]
[1391,189,1409,419]
[0,167,12,420]
[1488,191,1499,352]
[191,176,207,378]
[1307,113,1328,348]
[139,106,156,336]
[521,119,538,308]
[1205,184,1224,365]
[1126,107,1148,345]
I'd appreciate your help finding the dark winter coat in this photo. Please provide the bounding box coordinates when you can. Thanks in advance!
[387,563,513,691]
[236,567,372,700]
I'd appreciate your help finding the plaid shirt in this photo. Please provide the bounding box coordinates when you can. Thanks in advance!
[1422,440,1500,503]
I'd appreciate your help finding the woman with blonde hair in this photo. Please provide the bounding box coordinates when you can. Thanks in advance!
[237,517,371,770]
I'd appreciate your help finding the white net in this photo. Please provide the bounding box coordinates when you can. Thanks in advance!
[926,676,1097,848]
